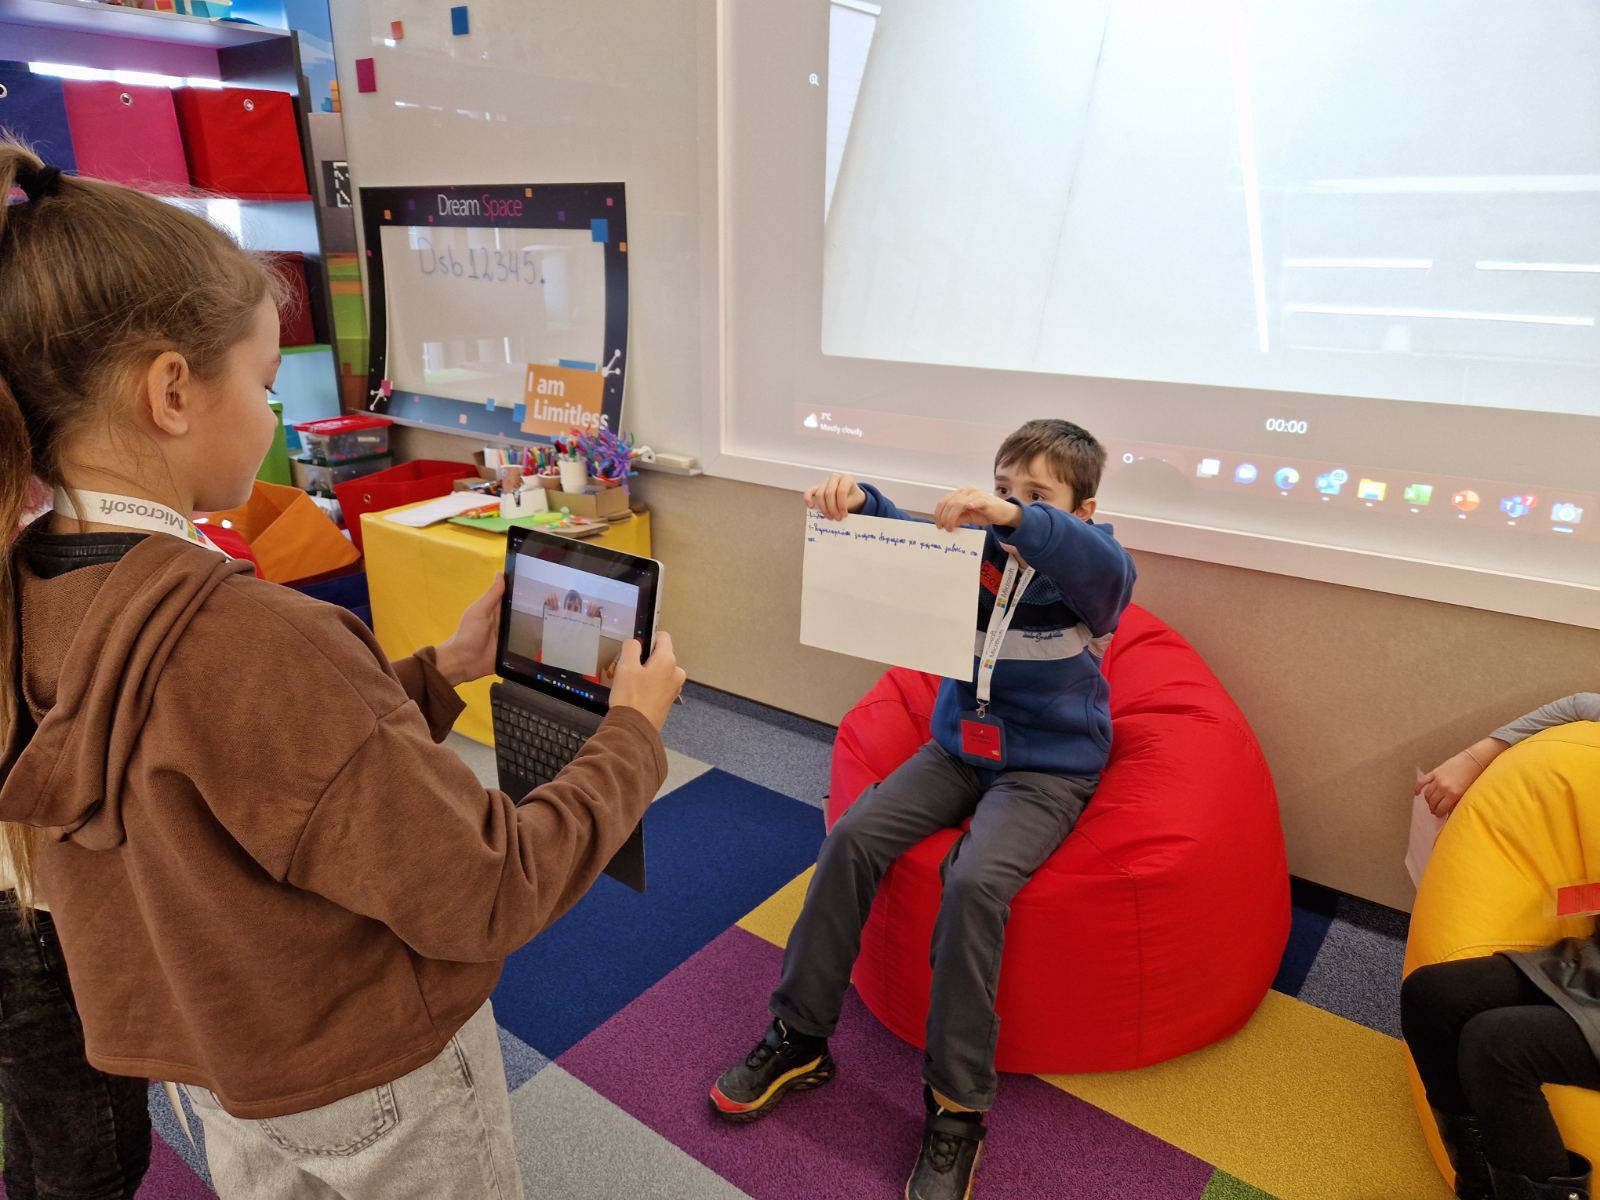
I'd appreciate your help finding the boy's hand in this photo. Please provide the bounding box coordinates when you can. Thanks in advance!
[933,488,1021,532]
[804,473,867,520]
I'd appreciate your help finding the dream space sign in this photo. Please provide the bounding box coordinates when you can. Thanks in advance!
[361,182,628,441]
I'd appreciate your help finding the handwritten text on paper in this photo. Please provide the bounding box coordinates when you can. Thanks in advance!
[800,509,985,679]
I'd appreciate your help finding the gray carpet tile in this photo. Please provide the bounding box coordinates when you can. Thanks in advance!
[657,747,713,800]
[1332,892,1411,942]
[509,1065,752,1200]
[448,683,831,805]
[658,683,834,808]
[678,683,837,744]
[499,1023,553,1092]
[1295,897,1409,1038]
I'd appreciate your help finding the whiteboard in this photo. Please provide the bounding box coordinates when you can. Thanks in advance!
[362,181,628,439]
[380,224,607,408]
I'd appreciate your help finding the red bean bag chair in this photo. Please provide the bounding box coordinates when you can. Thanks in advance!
[827,604,1288,1072]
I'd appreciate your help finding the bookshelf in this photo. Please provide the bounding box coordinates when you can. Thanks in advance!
[0,0,343,434]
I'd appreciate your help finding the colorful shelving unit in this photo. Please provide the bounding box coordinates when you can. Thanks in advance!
[0,0,344,438]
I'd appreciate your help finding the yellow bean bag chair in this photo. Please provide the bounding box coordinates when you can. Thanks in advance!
[1404,722,1600,1186]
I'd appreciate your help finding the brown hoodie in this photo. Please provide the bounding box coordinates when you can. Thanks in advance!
[0,530,665,1118]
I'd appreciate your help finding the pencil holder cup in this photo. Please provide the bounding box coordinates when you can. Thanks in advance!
[558,459,590,492]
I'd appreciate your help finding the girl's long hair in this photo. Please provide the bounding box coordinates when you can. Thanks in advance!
[0,138,280,912]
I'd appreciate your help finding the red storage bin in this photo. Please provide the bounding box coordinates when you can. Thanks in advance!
[173,87,308,197]
[335,459,480,552]
[266,252,316,347]
[294,414,392,464]
[62,81,189,191]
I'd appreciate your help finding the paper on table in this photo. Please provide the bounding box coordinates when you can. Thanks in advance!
[800,509,985,679]
[1406,771,1449,888]
[384,492,495,527]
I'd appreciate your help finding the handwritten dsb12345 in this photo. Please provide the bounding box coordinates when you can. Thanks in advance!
[414,236,542,287]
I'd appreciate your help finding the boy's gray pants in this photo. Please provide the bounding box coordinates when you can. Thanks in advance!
[771,740,1094,1110]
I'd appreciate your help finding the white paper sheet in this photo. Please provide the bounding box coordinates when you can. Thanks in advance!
[383,492,494,527]
[800,510,985,679]
[1406,780,1449,888]
[542,609,603,676]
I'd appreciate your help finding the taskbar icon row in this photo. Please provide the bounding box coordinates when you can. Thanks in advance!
[1179,453,1589,533]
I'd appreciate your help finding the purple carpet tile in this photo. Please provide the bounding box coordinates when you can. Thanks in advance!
[561,927,1216,1200]
[143,1137,216,1198]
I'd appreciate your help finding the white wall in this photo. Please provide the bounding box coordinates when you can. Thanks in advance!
[327,0,713,460]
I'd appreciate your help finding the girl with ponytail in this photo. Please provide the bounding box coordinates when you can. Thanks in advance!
[0,131,681,1199]
[0,146,153,1200]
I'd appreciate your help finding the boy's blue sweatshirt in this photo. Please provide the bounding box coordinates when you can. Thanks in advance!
[857,484,1136,779]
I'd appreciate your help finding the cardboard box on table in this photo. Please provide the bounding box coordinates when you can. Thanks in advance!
[530,460,634,519]
[450,474,633,521]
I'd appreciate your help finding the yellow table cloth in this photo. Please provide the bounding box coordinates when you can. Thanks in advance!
[363,500,652,745]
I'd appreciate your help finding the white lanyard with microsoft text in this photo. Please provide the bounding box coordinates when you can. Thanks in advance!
[960,555,1034,766]
[52,486,224,1148]
[50,489,229,558]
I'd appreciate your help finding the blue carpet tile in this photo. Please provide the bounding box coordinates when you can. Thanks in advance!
[490,768,826,1058]
[1270,876,1340,997]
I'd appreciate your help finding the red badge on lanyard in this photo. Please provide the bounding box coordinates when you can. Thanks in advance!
[959,713,1007,764]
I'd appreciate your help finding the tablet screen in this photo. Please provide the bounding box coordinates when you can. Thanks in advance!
[497,528,659,717]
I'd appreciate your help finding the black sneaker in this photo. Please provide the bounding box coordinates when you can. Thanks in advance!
[709,1019,835,1122]
[906,1096,986,1200]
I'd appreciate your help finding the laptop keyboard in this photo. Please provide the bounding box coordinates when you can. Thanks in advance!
[494,707,588,788]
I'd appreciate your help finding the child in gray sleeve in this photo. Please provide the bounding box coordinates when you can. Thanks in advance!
[1415,693,1600,818]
